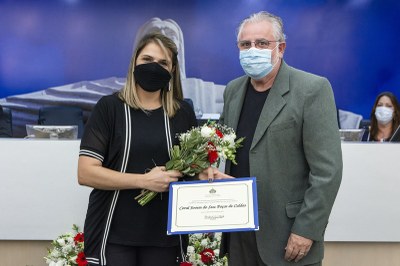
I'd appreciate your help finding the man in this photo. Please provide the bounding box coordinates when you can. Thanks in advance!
[220,11,342,265]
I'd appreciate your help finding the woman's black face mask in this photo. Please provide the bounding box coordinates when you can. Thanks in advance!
[134,62,172,92]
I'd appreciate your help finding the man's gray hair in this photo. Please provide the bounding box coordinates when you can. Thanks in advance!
[237,11,286,42]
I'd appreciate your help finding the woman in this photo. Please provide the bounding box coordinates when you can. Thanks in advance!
[78,32,197,266]
[367,91,400,142]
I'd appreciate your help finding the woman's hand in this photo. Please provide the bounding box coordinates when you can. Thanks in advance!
[143,166,182,192]
[198,166,234,182]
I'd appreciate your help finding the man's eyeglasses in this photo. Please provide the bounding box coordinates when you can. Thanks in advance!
[237,39,280,50]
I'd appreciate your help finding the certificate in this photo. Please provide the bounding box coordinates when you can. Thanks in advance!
[167,177,259,235]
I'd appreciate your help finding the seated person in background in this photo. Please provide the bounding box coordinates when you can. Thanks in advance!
[366,91,400,142]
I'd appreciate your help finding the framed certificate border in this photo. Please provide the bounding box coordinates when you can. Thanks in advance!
[167,177,259,235]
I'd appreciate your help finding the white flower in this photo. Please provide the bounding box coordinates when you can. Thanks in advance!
[185,233,228,265]
[56,238,65,246]
[66,236,74,244]
[69,255,77,263]
[45,258,54,264]
[188,253,196,263]
[62,244,73,254]
[193,233,203,240]
[201,126,214,138]
[187,245,195,254]
[50,249,60,257]
[56,260,65,266]
[218,148,228,160]
[45,225,85,266]
[223,133,236,148]
[180,132,190,141]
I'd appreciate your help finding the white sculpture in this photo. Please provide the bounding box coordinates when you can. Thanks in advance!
[0,18,225,137]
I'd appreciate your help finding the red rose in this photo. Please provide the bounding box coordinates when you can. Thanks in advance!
[207,142,218,164]
[215,129,223,138]
[180,262,193,266]
[74,232,84,243]
[200,248,215,264]
[76,252,88,266]
[208,150,218,164]
[208,141,218,164]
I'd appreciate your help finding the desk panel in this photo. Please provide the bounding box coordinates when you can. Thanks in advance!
[0,139,90,240]
[325,143,400,241]
[0,140,399,241]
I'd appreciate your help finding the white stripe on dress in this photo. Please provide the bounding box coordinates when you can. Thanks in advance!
[100,104,132,265]
[79,149,104,162]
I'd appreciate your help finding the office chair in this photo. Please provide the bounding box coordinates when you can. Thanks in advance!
[38,106,84,138]
[0,106,13,137]
[359,119,371,130]
[337,109,363,129]
[359,119,370,141]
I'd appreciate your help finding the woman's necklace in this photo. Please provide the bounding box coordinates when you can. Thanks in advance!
[377,128,391,142]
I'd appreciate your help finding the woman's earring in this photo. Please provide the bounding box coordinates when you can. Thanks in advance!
[168,81,172,91]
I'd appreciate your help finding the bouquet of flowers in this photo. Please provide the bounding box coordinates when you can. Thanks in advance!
[44,224,87,266]
[181,233,228,266]
[135,121,244,206]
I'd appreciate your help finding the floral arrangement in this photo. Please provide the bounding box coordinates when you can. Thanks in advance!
[135,121,244,206]
[181,233,228,266]
[44,224,87,266]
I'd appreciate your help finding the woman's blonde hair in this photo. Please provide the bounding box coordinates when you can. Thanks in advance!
[119,32,183,117]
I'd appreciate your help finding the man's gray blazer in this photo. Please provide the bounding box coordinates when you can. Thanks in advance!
[220,61,343,265]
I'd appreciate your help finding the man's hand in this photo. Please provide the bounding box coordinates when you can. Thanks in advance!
[198,166,234,182]
[284,233,313,262]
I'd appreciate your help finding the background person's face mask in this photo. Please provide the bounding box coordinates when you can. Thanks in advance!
[134,62,172,92]
[239,44,279,80]
[375,106,394,125]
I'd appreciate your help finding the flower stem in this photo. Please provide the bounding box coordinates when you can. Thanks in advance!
[134,190,158,206]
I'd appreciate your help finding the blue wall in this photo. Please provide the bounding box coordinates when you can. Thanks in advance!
[1,0,399,118]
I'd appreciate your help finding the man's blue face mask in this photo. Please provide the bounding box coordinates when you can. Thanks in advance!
[239,44,279,80]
